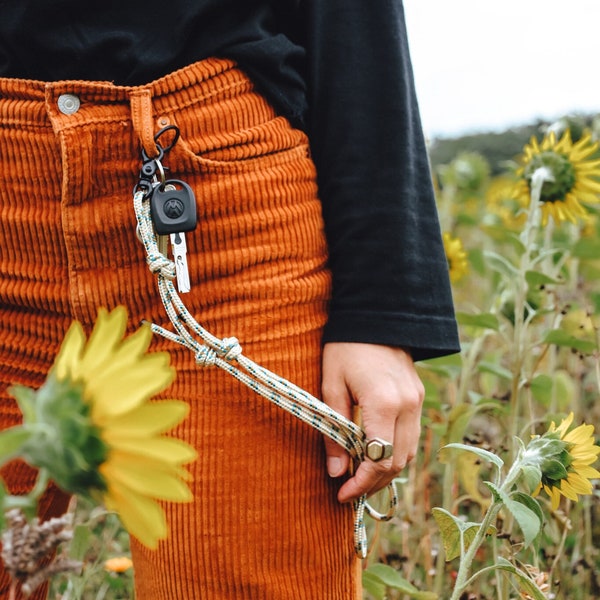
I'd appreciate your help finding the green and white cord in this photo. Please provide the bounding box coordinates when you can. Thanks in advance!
[133,189,398,558]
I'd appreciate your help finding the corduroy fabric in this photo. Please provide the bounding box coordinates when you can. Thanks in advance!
[0,58,359,599]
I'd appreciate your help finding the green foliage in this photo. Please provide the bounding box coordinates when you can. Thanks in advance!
[50,499,134,599]
[365,115,600,600]
[483,482,541,546]
[432,508,496,562]
[363,563,438,600]
[494,558,548,600]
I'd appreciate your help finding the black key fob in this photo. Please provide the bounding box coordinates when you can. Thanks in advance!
[150,179,197,235]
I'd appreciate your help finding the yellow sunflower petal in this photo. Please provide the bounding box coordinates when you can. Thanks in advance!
[78,307,128,375]
[106,400,190,437]
[89,355,175,419]
[53,321,86,381]
[570,464,600,479]
[101,454,193,502]
[580,179,600,193]
[102,435,198,466]
[569,443,600,461]
[564,473,594,496]
[558,478,585,501]
[104,486,167,549]
[546,484,562,510]
[109,323,154,365]
[551,413,574,437]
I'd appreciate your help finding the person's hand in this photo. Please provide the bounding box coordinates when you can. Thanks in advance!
[321,342,424,503]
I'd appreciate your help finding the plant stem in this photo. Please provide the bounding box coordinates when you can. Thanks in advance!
[449,501,502,600]
[509,169,546,448]
[448,459,524,600]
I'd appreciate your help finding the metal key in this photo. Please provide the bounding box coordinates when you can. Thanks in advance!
[170,232,191,293]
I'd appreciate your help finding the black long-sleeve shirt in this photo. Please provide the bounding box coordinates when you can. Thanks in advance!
[0,0,459,360]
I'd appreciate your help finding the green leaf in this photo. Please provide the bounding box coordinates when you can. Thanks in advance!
[520,465,542,493]
[540,458,568,481]
[483,251,519,277]
[456,312,500,331]
[477,361,512,381]
[591,292,600,315]
[432,508,463,561]
[7,385,37,423]
[495,558,548,600]
[468,247,486,275]
[485,483,541,546]
[432,508,495,562]
[70,524,93,561]
[441,443,504,470]
[529,374,553,406]
[419,352,463,378]
[525,270,562,287]
[543,329,597,354]
[439,404,477,448]
[572,237,600,259]
[362,570,387,599]
[511,492,545,531]
[0,478,7,530]
[0,427,32,466]
[365,564,438,599]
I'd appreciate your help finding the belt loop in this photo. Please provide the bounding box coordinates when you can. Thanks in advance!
[129,88,158,158]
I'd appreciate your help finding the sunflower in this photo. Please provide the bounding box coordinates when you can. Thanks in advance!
[533,412,600,510]
[513,130,600,225]
[6,307,197,549]
[442,232,468,283]
[486,175,527,230]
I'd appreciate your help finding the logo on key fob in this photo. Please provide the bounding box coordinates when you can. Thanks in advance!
[150,179,197,235]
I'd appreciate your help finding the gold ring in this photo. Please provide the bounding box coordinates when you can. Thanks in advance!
[365,438,394,462]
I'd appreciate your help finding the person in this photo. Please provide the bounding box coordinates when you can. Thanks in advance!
[0,1,459,599]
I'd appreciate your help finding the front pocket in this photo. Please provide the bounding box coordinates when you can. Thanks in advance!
[165,91,311,176]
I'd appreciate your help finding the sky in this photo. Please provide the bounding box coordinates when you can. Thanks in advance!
[403,0,600,139]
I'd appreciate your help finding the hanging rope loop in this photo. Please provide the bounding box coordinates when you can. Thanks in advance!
[132,188,398,558]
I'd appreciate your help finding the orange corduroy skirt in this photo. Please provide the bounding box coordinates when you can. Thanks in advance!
[0,58,359,599]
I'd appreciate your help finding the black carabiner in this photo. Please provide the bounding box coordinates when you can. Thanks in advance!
[154,125,180,154]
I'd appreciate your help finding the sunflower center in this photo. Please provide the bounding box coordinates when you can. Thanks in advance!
[524,150,576,204]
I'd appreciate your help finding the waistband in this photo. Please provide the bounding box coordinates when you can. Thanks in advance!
[0,57,239,103]
[0,57,250,157]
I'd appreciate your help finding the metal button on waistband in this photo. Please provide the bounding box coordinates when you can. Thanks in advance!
[57,94,80,115]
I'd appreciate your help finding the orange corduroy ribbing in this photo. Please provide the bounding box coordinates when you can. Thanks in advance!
[0,59,360,599]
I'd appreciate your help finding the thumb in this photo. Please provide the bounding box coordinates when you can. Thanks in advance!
[321,368,353,479]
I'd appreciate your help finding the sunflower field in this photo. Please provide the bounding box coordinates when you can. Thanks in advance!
[363,117,600,600]
[1,117,600,600]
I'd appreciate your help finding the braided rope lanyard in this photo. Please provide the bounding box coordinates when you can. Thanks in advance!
[132,140,397,558]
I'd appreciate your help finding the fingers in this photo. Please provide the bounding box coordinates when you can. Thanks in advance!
[321,347,353,478]
[322,343,425,503]
[339,377,423,503]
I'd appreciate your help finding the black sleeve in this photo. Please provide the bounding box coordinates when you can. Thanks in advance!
[300,0,459,361]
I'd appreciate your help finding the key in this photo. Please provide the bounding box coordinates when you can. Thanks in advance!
[170,232,191,293]
[150,179,197,235]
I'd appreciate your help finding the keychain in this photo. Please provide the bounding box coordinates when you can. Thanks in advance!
[135,126,197,293]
